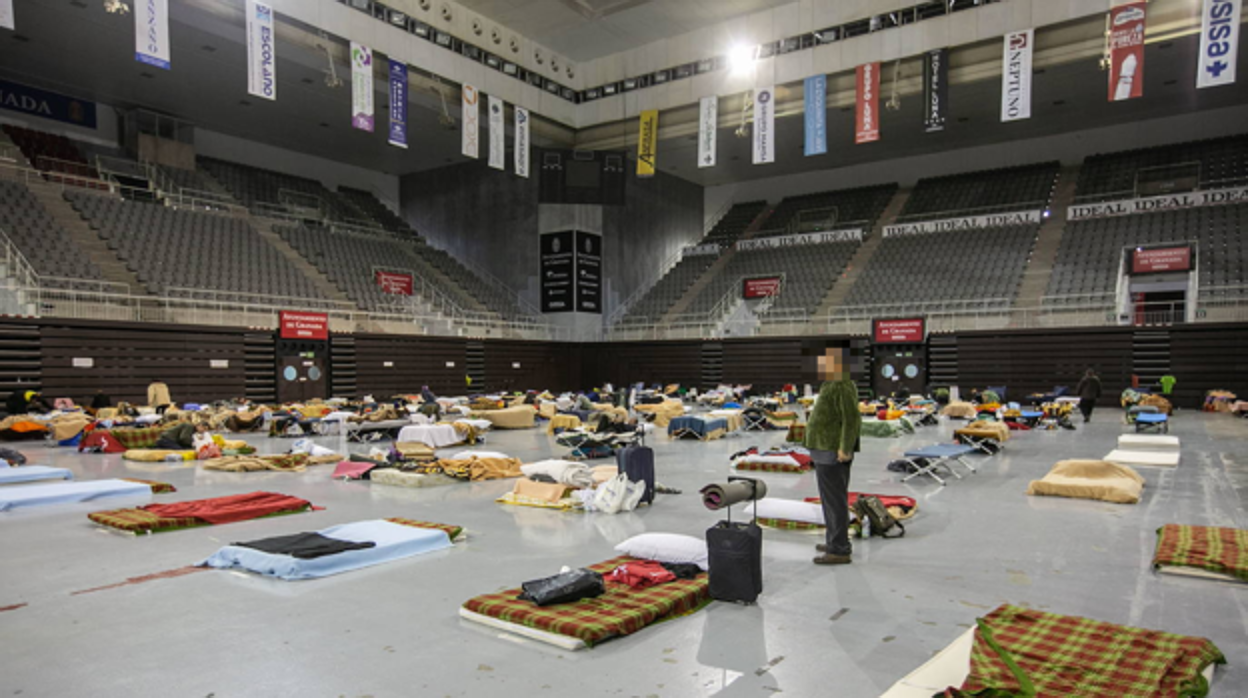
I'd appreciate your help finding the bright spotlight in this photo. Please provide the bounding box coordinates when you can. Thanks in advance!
[728,44,757,74]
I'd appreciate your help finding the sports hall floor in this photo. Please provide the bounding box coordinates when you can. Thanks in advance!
[1,411,1245,697]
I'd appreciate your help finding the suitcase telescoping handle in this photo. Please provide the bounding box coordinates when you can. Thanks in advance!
[726,476,764,525]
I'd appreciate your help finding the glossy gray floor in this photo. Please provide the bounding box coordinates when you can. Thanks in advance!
[1,411,1245,697]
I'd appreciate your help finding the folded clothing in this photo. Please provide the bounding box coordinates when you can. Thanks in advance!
[235,532,375,559]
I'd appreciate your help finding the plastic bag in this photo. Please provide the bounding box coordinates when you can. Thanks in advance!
[594,473,647,514]
[517,568,605,606]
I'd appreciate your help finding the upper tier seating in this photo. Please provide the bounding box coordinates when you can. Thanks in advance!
[758,184,898,238]
[2,125,105,189]
[900,162,1060,222]
[1076,135,1248,204]
[681,241,860,319]
[845,225,1040,311]
[703,200,768,245]
[1046,205,1248,303]
[65,190,324,299]
[617,253,721,325]
[0,181,103,283]
[199,157,359,222]
[278,222,427,312]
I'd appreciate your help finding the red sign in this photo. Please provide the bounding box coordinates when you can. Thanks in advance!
[1132,246,1192,274]
[1108,2,1146,102]
[743,277,783,299]
[855,62,880,144]
[375,270,414,296]
[279,311,329,340]
[873,318,926,344]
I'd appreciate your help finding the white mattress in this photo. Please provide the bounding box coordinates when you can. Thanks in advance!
[1103,449,1180,468]
[1117,435,1180,451]
[1157,566,1246,584]
[458,607,587,651]
[396,424,465,448]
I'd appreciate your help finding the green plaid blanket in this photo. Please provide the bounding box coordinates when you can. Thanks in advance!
[734,460,809,474]
[463,555,709,646]
[943,605,1225,697]
[101,427,165,450]
[785,424,806,443]
[1154,524,1248,582]
[385,518,463,541]
[757,517,823,530]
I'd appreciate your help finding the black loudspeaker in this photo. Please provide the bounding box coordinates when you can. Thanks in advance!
[706,520,763,604]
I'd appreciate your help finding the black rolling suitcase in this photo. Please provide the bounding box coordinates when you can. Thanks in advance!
[706,478,763,603]
[616,443,655,505]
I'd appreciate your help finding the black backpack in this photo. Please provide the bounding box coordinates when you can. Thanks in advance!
[854,495,905,538]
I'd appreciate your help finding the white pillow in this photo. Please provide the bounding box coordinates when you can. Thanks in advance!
[446,450,511,460]
[615,533,709,571]
[741,498,825,525]
[520,459,579,479]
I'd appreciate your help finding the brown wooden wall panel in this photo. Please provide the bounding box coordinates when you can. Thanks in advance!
[353,334,468,397]
[485,341,579,393]
[38,320,247,405]
[953,328,1134,406]
[1168,324,1248,409]
[722,338,805,392]
[580,341,702,389]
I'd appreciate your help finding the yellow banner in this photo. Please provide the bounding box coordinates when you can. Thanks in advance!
[637,110,658,177]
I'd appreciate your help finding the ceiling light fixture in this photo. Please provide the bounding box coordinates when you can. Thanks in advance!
[103,0,130,15]
[728,44,758,75]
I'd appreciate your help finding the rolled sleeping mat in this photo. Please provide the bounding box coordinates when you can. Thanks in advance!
[700,478,768,510]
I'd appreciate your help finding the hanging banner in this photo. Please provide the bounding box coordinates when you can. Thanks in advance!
[135,0,171,70]
[884,210,1042,237]
[804,75,827,156]
[736,230,863,251]
[387,60,408,149]
[488,95,505,170]
[1001,29,1033,122]
[540,231,575,313]
[375,270,413,295]
[514,106,530,178]
[575,231,603,314]
[855,64,879,144]
[637,109,658,177]
[753,86,775,164]
[923,48,948,132]
[1109,2,1147,102]
[461,84,479,158]
[245,1,276,101]
[1198,0,1241,89]
[1,0,15,32]
[698,96,717,169]
[0,79,97,128]
[350,42,374,132]
[1067,184,1248,219]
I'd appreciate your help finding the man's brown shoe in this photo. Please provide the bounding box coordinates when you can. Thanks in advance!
[813,553,852,565]
[816,544,852,554]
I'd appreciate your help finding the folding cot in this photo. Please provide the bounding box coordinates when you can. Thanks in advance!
[898,444,978,485]
[953,421,1009,454]
[345,419,410,442]
[1134,412,1169,433]
[668,416,728,441]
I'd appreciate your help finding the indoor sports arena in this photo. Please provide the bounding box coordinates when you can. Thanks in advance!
[0,0,1246,695]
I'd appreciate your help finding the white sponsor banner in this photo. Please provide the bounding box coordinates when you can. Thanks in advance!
[698,95,717,169]
[135,0,171,70]
[1198,0,1242,89]
[0,0,14,32]
[736,230,863,251]
[514,106,530,178]
[884,211,1041,237]
[1068,185,1248,220]
[682,243,722,258]
[462,84,480,159]
[488,95,505,170]
[1001,29,1033,122]
[752,87,774,165]
[350,42,374,132]
[245,0,276,101]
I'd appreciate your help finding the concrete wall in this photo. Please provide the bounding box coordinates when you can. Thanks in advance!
[401,159,703,317]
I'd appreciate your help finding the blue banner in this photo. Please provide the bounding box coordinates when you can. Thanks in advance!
[804,75,827,156]
[388,59,408,149]
[0,79,97,129]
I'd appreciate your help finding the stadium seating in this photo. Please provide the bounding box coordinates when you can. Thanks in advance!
[758,184,898,238]
[682,241,860,320]
[1076,134,1248,204]
[65,190,325,299]
[900,162,1060,222]
[703,200,768,245]
[0,180,104,283]
[2,125,105,189]
[199,157,360,222]
[278,222,428,312]
[617,253,721,325]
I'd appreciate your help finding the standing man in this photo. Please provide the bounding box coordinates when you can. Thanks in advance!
[1076,368,1102,423]
[803,345,862,566]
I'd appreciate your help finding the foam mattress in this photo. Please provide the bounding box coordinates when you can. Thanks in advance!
[0,479,151,511]
[0,465,73,485]
[1117,435,1180,451]
[1103,449,1180,468]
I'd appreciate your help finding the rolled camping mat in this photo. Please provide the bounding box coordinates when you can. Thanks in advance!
[700,479,768,510]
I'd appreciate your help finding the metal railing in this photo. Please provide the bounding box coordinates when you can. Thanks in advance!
[608,244,703,327]
[893,199,1050,224]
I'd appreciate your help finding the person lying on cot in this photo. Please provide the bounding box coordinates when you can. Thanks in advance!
[156,422,211,450]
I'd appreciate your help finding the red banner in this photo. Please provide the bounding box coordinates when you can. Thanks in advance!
[1132,247,1192,274]
[1109,2,1147,102]
[279,311,329,340]
[743,277,782,299]
[873,318,926,344]
[855,62,880,144]
[375,270,414,296]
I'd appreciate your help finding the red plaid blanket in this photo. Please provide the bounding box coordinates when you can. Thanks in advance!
[943,605,1225,697]
[118,478,177,494]
[89,492,313,533]
[463,555,709,646]
[1154,524,1248,582]
[80,427,164,453]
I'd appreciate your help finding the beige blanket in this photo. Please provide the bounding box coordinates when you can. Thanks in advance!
[471,405,536,429]
[955,421,1010,442]
[634,400,684,427]
[1026,460,1145,504]
[941,402,978,419]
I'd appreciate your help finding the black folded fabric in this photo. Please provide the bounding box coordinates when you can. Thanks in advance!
[517,568,605,606]
[234,532,376,559]
[660,562,703,580]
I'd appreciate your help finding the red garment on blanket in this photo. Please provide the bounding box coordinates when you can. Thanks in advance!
[1006,422,1031,431]
[140,492,311,525]
[608,561,676,589]
[740,448,813,467]
[79,431,124,453]
[806,493,917,513]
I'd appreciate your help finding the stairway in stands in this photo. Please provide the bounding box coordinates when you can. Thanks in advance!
[659,205,775,323]
[252,217,354,305]
[1011,165,1081,321]
[1132,330,1172,391]
[22,181,145,292]
[811,188,912,321]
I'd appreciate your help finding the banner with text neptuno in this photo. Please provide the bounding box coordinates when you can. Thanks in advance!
[682,243,722,258]
[736,230,863,251]
[1068,185,1248,220]
[884,211,1041,237]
